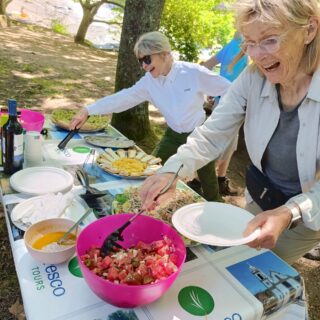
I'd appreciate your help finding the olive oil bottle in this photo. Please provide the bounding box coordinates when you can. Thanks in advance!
[2,99,24,174]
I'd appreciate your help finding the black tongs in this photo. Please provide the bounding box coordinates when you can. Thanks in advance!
[57,128,79,150]
[100,164,184,257]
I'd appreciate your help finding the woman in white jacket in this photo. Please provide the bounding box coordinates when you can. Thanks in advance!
[140,0,320,264]
[70,31,230,201]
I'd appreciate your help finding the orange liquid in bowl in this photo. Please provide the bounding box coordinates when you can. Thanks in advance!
[32,232,76,251]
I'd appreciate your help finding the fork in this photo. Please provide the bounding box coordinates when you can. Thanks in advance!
[100,164,184,257]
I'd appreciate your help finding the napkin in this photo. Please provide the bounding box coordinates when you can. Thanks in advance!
[14,192,75,226]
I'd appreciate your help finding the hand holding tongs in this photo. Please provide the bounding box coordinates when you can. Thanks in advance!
[57,127,79,150]
[100,164,184,257]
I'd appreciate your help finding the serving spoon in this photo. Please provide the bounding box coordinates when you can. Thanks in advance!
[57,208,92,245]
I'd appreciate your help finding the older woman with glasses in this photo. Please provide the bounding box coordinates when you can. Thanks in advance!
[69,31,231,201]
[140,0,320,264]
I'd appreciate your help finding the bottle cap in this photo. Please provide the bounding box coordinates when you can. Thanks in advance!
[7,99,17,116]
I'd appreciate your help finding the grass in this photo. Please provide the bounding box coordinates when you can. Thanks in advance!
[0,216,22,319]
[0,56,96,108]
[51,19,68,36]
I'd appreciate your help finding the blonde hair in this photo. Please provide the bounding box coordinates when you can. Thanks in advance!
[234,0,320,73]
[134,31,171,58]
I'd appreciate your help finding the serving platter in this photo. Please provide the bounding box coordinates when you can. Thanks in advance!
[84,135,135,149]
[51,109,109,132]
[96,148,161,179]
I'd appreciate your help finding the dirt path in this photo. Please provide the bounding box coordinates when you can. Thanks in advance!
[0,23,319,320]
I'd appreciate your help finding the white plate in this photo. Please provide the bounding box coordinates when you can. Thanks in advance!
[11,196,88,231]
[172,202,261,246]
[10,167,74,195]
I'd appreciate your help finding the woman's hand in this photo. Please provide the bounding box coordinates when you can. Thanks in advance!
[140,173,177,211]
[69,108,89,130]
[244,206,292,250]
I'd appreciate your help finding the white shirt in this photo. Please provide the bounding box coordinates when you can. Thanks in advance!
[160,67,320,231]
[86,61,230,133]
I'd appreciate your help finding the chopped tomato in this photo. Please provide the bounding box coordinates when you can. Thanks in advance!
[81,236,179,286]
[100,256,112,269]
[107,267,119,281]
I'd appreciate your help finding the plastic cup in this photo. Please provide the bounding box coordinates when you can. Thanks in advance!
[24,131,42,164]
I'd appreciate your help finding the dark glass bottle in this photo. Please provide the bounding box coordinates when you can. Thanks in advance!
[2,99,24,174]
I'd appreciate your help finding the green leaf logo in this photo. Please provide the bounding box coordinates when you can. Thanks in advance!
[68,257,83,278]
[178,286,214,316]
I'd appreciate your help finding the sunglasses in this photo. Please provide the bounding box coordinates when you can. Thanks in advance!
[138,55,152,66]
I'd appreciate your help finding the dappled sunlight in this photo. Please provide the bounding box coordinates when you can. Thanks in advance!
[12,70,58,79]
[0,24,117,109]
[40,97,83,112]
[149,105,165,124]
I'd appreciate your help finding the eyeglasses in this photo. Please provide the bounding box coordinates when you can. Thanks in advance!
[240,35,284,55]
[138,55,152,66]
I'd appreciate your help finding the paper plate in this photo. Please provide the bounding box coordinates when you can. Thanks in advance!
[10,167,74,195]
[172,202,261,246]
[11,196,88,231]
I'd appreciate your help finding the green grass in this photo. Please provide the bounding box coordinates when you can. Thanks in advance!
[21,63,38,73]
[0,59,11,76]
[51,19,68,36]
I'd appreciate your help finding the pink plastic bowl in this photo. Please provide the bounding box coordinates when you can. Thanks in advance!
[76,214,186,308]
[1,109,44,132]
[19,109,45,132]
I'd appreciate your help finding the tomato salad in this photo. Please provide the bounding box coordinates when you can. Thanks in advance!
[80,236,179,285]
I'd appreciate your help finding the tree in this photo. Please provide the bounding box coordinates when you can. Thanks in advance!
[0,0,12,15]
[161,0,235,61]
[74,0,124,44]
[110,0,165,144]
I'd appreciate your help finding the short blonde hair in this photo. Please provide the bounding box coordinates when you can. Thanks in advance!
[134,31,171,58]
[234,0,320,73]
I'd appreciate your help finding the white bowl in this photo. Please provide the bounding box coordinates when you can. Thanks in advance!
[24,218,80,264]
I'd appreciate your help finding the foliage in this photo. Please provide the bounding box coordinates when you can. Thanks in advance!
[51,19,69,36]
[161,0,235,61]
[73,0,125,44]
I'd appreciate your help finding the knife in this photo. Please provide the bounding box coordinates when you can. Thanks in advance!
[57,128,79,150]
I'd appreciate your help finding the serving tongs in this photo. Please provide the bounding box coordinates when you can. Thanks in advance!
[76,168,106,198]
[100,164,184,257]
[57,127,79,150]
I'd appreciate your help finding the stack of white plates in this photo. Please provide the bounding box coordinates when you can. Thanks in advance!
[10,167,74,195]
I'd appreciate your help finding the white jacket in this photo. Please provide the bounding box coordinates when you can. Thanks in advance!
[86,61,230,133]
[160,67,320,231]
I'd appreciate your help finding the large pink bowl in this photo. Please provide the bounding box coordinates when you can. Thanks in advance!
[1,109,45,132]
[76,214,186,308]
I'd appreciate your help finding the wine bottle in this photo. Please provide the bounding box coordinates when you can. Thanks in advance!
[2,99,24,174]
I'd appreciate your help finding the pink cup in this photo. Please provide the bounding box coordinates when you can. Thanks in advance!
[76,214,186,308]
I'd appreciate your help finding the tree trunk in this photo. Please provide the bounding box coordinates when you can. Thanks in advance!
[111,0,165,142]
[0,0,12,15]
[74,5,100,44]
